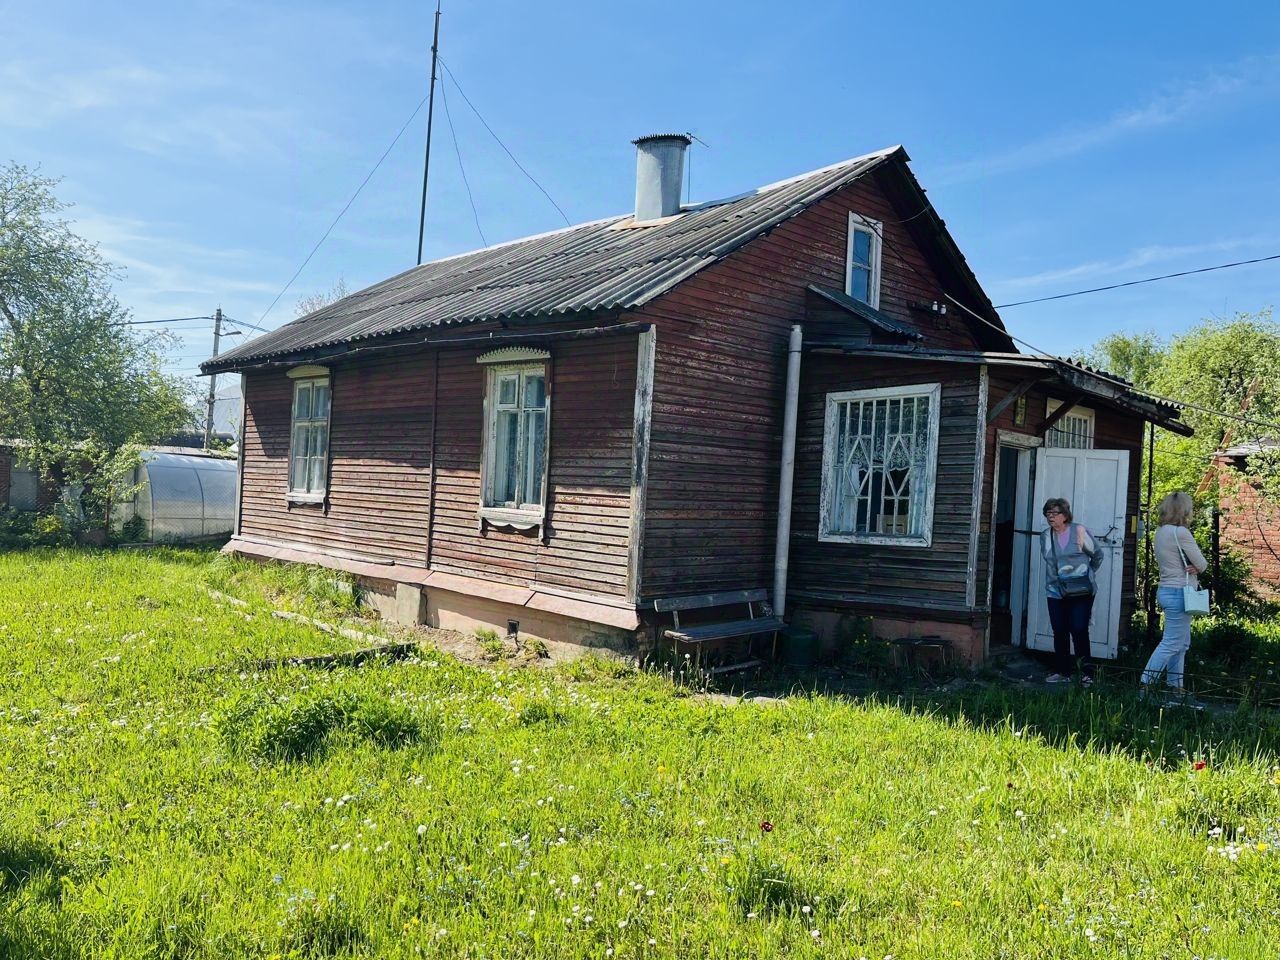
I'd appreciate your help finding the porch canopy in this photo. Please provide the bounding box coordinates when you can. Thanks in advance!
[804,341,1193,436]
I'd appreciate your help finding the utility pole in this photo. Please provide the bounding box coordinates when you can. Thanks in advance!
[204,307,223,450]
[416,1,442,265]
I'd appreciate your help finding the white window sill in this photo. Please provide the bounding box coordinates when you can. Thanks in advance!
[479,506,544,531]
[286,491,326,505]
[819,531,933,548]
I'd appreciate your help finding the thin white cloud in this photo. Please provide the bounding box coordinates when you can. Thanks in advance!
[0,62,169,127]
[938,55,1280,183]
[71,211,280,340]
[993,236,1280,291]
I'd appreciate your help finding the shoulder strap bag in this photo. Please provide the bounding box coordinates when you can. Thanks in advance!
[1178,535,1211,617]
[1050,525,1094,598]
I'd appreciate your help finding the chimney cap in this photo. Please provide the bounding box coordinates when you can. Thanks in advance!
[632,133,693,146]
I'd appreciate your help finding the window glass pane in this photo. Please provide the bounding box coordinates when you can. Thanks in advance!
[310,423,328,462]
[493,410,519,504]
[308,455,325,494]
[498,375,518,407]
[522,409,546,505]
[849,265,870,303]
[313,383,330,419]
[852,228,872,266]
[523,373,546,409]
[294,383,312,420]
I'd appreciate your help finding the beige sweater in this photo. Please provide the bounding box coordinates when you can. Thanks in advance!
[1155,524,1207,589]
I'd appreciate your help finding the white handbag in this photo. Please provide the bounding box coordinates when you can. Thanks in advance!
[1178,539,1211,617]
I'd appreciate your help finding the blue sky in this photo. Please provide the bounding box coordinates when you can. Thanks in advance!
[5,1,1279,384]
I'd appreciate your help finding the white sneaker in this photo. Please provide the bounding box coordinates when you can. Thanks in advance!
[1045,673,1070,684]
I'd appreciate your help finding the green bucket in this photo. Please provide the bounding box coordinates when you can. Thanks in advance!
[779,626,819,667]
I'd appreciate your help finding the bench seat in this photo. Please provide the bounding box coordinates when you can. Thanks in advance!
[664,616,785,645]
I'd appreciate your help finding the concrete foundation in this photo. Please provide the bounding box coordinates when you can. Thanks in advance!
[426,586,640,656]
[800,607,986,666]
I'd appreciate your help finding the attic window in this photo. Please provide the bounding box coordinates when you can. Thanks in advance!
[846,212,883,308]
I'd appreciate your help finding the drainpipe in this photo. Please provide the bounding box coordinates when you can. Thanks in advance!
[773,324,803,618]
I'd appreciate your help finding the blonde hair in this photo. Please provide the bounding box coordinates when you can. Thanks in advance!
[1042,497,1072,522]
[1158,491,1194,527]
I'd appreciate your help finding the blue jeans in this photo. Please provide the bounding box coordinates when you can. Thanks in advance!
[1046,594,1093,676]
[1142,586,1191,688]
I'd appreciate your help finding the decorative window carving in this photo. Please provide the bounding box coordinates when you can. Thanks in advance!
[819,383,941,545]
[288,376,331,498]
[846,212,883,308]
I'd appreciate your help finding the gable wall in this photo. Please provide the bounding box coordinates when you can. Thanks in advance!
[633,170,985,599]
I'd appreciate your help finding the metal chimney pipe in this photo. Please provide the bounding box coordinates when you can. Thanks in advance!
[633,133,691,221]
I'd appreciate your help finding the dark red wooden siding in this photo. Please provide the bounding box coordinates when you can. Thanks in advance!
[240,353,435,563]
[238,335,637,599]
[789,357,982,614]
[634,170,984,599]
[429,337,636,598]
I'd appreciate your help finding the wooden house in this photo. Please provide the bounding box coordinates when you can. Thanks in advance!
[204,138,1190,664]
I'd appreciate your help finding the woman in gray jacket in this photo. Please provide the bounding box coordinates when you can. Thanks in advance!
[1041,497,1104,683]
[1141,491,1207,693]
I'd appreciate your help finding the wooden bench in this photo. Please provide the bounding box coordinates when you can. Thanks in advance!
[653,589,785,674]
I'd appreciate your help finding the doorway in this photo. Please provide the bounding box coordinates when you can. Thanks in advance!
[990,443,1034,648]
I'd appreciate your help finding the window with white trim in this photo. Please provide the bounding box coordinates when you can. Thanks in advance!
[819,383,941,545]
[1045,400,1094,449]
[288,376,331,496]
[483,363,549,518]
[846,212,883,308]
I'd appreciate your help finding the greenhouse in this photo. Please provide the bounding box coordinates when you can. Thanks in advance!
[117,448,237,542]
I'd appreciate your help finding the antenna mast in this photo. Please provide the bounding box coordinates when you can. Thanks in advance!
[416,2,442,265]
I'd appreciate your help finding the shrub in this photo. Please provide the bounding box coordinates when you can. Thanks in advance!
[0,509,75,549]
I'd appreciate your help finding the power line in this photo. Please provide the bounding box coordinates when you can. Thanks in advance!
[438,57,571,226]
[118,316,213,326]
[255,90,433,329]
[996,253,1280,309]
[856,214,1280,433]
[440,73,486,247]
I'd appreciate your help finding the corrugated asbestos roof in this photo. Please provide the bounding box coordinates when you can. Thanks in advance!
[204,147,903,372]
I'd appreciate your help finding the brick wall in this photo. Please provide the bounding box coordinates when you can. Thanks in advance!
[1215,458,1280,597]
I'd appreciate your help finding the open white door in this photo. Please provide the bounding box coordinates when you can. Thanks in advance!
[1025,448,1128,659]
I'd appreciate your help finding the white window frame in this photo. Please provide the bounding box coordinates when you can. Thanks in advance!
[1044,399,1095,449]
[286,374,331,501]
[845,212,883,309]
[480,362,550,528]
[819,382,941,547]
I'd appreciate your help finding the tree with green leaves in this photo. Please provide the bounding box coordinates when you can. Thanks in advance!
[0,163,193,537]
[1084,311,1280,608]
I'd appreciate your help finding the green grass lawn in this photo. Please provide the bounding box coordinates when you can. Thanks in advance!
[3,549,1280,958]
